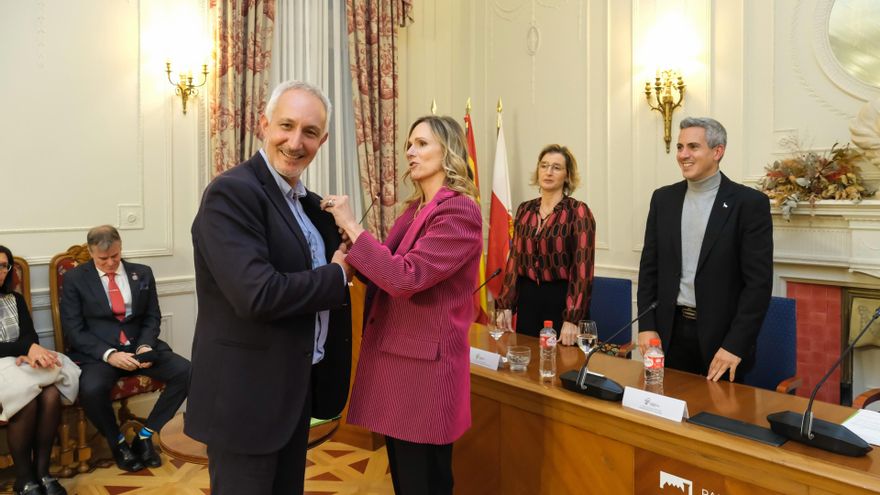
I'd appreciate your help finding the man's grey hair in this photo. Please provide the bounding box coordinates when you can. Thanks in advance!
[264,80,333,131]
[680,117,727,149]
[87,225,121,251]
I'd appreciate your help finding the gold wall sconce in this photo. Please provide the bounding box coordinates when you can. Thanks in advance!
[645,70,685,153]
[166,62,208,115]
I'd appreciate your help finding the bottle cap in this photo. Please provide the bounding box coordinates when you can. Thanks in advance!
[649,338,660,346]
[543,320,553,327]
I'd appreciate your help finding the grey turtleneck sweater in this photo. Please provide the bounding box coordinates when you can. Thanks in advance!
[677,171,722,308]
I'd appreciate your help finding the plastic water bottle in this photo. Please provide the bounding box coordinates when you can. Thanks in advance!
[539,320,557,380]
[644,338,665,385]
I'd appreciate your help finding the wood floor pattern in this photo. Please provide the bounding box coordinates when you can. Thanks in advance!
[51,442,393,495]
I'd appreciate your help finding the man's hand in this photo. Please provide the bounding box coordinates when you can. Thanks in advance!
[707,347,742,382]
[638,331,660,356]
[559,321,578,346]
[332,243,354,282]
[108,351,140,371]
[135,346,154,369]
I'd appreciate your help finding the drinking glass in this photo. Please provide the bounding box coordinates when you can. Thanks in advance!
[506,346,531,371]
[495,308,513,333]
[576,320,599,357]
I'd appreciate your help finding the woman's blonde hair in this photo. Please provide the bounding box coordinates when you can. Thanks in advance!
[402,115,480,206]
[530,144,581,196]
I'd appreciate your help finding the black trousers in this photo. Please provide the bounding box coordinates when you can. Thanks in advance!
[206,393,312,495]
[385,436,454,495]
[78,349,190,444]
[665,311,744,382]
[514,277,569,337]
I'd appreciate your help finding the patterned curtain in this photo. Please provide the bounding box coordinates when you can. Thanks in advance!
[346,0,412,239]
[210,0,275,176]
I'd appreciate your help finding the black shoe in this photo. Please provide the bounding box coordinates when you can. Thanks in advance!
[113,441,146,472]
[40,476,66,495]
[131,435,162,468]
[15,481,45,495]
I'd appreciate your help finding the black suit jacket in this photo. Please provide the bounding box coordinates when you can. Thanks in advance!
[637,173,773,365]
[186,152,352,455]
[61,260,167,363]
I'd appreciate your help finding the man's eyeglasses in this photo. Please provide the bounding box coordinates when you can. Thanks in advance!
[0,263,11,272]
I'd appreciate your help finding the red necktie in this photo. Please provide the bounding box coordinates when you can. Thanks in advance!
[107,272,130,345]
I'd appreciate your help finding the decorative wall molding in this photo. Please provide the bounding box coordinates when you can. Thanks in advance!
[772,200,880,280]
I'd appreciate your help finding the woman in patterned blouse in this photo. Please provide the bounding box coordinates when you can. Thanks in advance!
[496,144,596,345]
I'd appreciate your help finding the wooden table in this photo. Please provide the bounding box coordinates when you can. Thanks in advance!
[159,413,341,465]
[454,326,880,495]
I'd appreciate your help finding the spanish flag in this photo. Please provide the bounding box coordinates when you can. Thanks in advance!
[464,112,489,324]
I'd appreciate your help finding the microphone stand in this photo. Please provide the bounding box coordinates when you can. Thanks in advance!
[474,268,503,294]
[560,302,658,402]
[766,306,879,457]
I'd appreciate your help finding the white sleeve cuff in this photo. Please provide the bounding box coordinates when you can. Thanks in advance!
[102,348,116,362]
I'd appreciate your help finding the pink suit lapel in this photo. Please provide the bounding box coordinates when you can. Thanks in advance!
[396,188,456,254]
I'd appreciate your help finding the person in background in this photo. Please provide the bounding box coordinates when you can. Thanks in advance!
[636,117,773,382]
[61,226,191,472]
[0,245,78,495]
[495,144,596,345]
[322,115,482,495]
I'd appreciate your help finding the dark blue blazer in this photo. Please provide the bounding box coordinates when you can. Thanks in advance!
[186,153,352,455]
[61,260,167,363]
[637,173,774,365]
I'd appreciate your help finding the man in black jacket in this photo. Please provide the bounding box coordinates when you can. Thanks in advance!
[62,225,190,471]
[637,117,773,382]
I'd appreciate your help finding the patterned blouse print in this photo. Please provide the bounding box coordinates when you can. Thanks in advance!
[496,196,596,323]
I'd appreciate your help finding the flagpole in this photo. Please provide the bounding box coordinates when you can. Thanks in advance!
[431,99,437,115]
[496,98,503,132]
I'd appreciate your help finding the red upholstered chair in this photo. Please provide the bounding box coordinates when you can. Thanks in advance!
[49,244,165,471]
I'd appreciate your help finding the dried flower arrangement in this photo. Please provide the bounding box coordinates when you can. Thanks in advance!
[758,143,876,220]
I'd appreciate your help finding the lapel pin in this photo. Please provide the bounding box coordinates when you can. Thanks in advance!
[723,202,728,208]
[131,273,139,281]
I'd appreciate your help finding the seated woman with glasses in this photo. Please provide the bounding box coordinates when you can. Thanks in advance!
[495,144,596,346]
[0,245,79,495]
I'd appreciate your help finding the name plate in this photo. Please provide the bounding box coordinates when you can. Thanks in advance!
[470,347,501,370]
[622,386,689,422]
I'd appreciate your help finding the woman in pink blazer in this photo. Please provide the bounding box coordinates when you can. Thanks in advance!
[323,115,482,494]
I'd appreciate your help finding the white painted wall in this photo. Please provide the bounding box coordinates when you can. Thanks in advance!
[0,0,206,361]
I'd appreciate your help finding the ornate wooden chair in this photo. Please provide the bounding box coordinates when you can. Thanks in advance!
[854,389,880,409]
[49,244,165,471]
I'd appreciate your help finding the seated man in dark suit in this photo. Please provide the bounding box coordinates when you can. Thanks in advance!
[61,225,191,472]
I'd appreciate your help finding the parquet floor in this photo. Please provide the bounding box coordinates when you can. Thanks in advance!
[8,442,393,495]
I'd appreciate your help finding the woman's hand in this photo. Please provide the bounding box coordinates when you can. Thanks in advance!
[322,195,365,243]
[21,343,62,369]
[559,321,578,346]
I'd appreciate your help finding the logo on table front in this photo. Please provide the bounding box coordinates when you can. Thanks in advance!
[659,471,693,495]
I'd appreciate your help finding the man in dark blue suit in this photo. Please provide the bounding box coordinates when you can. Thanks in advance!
[637,117,773,382]
[186,81,352,495]
[61,225,191,471]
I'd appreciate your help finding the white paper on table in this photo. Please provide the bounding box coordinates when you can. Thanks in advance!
[622,386,689,422]
[470,347,501,371]
[842,408,880,446]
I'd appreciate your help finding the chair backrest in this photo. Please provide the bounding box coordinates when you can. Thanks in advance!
[588,276,633,345]
[49,244,92,353]
[11,256,31,311]
[743,296,797,391]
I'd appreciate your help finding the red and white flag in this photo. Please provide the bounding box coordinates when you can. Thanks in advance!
[487,117,512,299]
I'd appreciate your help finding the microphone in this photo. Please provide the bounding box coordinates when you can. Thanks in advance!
[473,268,503,294]
[358,195,380,225]
[766,306,878,457]
[559,301,659,402]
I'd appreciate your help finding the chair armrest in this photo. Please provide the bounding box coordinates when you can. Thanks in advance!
[775,376,802,395]
[854,388,880,409]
